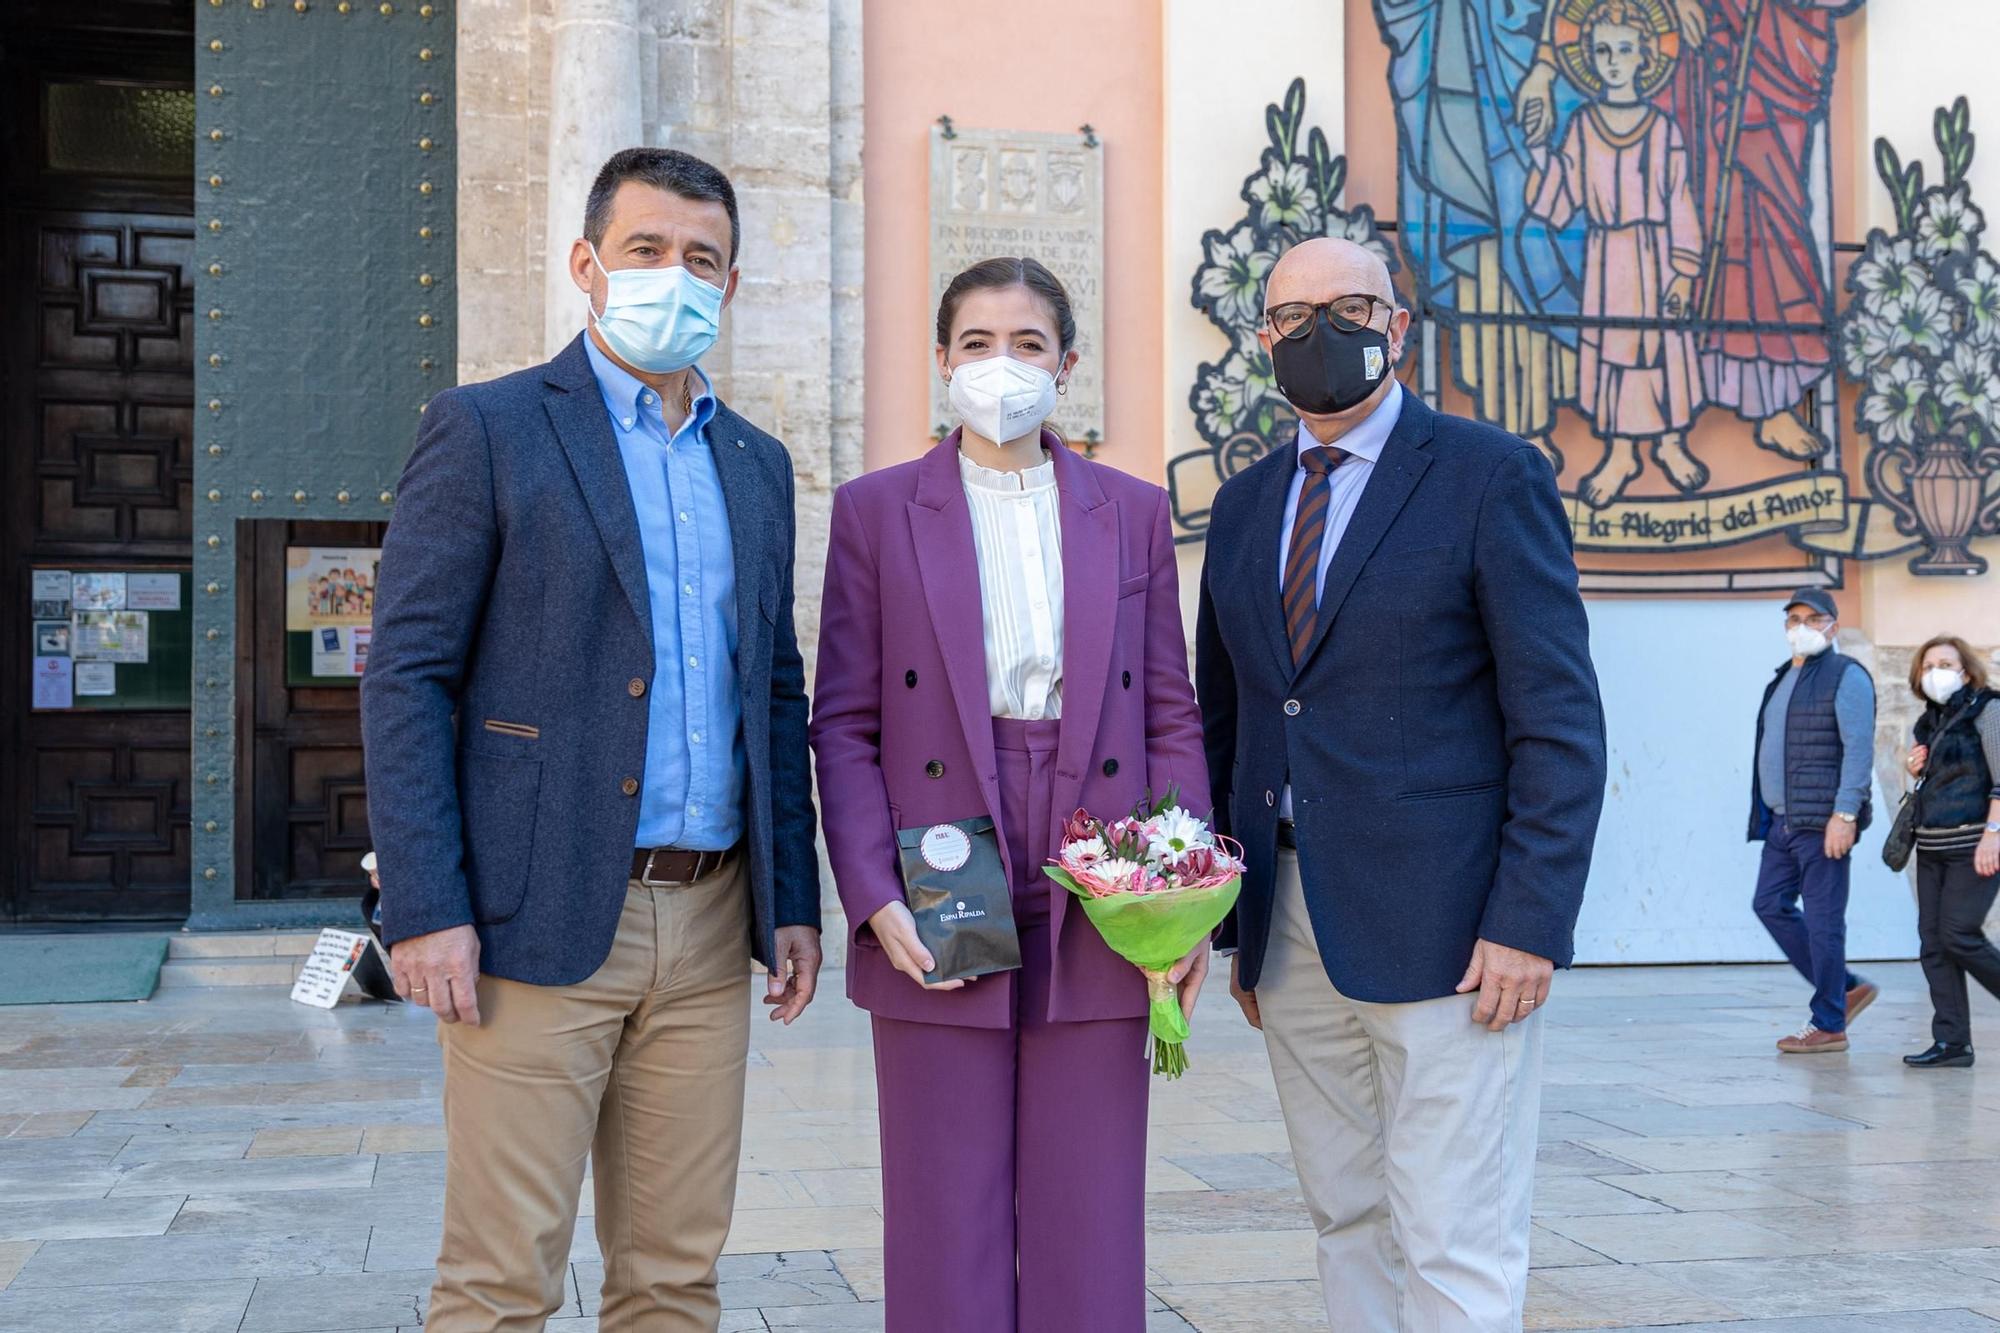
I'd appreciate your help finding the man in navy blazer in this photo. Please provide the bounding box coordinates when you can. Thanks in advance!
[362,148,821,1331]
[1196,238,1606,1331]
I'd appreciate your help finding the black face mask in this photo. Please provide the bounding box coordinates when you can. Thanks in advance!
[1270,308,1392,416]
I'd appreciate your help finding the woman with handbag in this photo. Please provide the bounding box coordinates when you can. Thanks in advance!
[809,257,1211,1331]
[1900,634,2000,1068]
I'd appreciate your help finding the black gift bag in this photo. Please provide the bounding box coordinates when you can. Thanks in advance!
[896,817,1022,984]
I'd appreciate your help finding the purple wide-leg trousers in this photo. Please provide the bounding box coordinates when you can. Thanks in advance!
[871,718,1151,1333]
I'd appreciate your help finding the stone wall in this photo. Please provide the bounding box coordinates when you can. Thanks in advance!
[454,0,863,947]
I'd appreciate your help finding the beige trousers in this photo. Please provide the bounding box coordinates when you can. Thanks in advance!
[428,861,752,1333]
[1258,849,1543,1333]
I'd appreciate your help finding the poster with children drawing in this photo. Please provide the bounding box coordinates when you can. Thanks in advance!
[284,546,380,685]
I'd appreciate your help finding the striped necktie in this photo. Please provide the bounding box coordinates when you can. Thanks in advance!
[1282,445,1345,665]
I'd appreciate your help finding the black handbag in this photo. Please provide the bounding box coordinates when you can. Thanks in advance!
[896,817,1022,983]
[1881,784,1921,872]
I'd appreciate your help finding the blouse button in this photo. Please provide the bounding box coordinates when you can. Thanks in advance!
[905,669,918,688]
[1102,759,1119,777]
[1284,699,1302,716]
[926,760,946,779]
[1122,670,1132,689]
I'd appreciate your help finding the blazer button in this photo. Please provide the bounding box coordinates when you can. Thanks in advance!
[905,669,918,688]
[926,760,945,779]
[1284,698,1301,716]
[1265,790,1276,807]
[621,777,640,796]
[1102,758,1119,777]
[628,678,646,698]
[1122,670,1132,689]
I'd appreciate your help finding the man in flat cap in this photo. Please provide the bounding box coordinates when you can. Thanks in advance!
[1749,587,1879,1054]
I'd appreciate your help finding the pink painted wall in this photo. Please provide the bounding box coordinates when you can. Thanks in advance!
[861,0,1166,480]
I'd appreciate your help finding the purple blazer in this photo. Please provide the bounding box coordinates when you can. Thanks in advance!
[811,433,1211,1029]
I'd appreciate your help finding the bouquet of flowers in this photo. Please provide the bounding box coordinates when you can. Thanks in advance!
[1043,788,1245,1078]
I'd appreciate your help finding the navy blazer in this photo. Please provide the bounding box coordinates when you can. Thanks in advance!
[1195,393,1606,1003]
[361,334,820,985]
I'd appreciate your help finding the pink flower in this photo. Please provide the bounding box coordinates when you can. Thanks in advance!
[1063,808,1100,846]
[1177,846,1218,881]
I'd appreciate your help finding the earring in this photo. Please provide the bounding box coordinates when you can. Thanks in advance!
[1056,380,1069,396]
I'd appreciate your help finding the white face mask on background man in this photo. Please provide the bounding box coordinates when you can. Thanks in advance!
[947,354,1059,445]
[1786,624,1831,659]
[1922,667,1966,705]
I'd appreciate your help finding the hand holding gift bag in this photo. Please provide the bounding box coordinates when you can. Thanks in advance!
[896,817,1022,984]
[1043,790,1243,1077]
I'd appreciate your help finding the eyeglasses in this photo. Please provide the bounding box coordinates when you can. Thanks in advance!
[1783,613,1834,629]
[1264,295,1395,339]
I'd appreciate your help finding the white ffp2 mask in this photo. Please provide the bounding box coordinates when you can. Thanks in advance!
[948,355,1059,445]
[1922,667,1965,705]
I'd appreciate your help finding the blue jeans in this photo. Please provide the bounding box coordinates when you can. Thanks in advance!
[1753,815,1865,1032]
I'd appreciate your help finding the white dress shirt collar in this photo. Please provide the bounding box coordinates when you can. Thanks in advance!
[1292,379,1403,467]
[959,449,1057,494]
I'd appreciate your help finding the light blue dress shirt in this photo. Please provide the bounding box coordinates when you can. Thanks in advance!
[1276,381,1402,818]
[586,336,745,850]
[1276,379,1403,606]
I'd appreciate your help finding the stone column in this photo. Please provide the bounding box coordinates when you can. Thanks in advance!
[543,0,644,357]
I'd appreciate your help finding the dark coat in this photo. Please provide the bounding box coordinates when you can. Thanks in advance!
[1195,393,1607,1002]
[1747,649,1874,839]
[361,334,820,985]
[1914,686,1997,832]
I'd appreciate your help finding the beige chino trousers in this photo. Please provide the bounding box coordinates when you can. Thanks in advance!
[427,861,751,1333]
[1258,848,1543,1333]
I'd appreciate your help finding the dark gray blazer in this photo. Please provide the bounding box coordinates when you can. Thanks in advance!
[1196,393,1606,1003]
[361,333,820,985]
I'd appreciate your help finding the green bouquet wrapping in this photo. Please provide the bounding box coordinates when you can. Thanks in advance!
[1042,790,1244,1078]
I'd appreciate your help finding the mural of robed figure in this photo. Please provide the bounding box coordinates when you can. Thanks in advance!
[1674,0,1865,461]
[1374,0,1586,468]
[1521,0,1867,461]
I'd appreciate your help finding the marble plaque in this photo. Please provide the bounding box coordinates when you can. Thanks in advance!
[930,124,1105,444]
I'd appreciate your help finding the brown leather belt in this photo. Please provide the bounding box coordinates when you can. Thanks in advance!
[630,845,735,887]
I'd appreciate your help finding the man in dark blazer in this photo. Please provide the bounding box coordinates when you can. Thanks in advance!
[362,148,821,1331]
[1196,237,1606,1331]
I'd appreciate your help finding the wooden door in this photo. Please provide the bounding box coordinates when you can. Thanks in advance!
[1,11,197,922]
[237,520,383,902]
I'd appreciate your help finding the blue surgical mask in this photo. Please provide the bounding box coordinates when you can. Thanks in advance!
[585,243,724,373]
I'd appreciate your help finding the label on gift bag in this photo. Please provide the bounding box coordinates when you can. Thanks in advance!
[896,817,1021,983]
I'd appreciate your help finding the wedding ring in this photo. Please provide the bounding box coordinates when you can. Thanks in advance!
[411,986,428,994]
[1520,998,1535,1009]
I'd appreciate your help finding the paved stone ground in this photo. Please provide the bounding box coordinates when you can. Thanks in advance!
[2,960,1999,1331]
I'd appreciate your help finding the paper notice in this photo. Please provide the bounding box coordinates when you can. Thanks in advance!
[290,929,378,1009]
[71,572,126,612]
[74,662,116,697]
[31,657,72,709]
[351,626,372,675]
[126,573,182,611]
[72,612,148,664]
[311,626,350,678]
[32,569,71,620]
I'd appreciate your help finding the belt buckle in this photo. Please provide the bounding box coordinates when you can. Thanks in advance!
[640,848,674,888]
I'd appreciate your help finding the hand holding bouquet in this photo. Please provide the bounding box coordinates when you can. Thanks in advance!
[1043,789,1244,1078]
